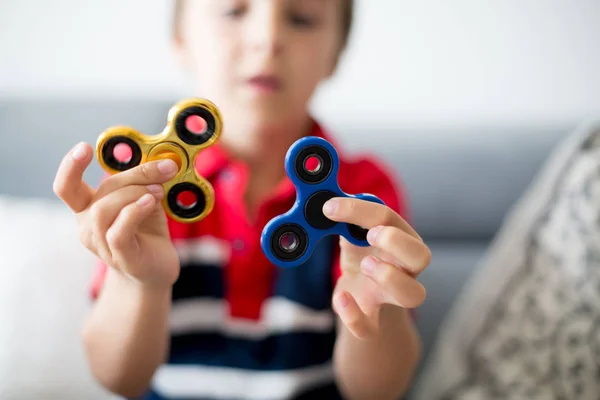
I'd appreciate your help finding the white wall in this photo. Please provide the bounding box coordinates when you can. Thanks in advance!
[1,0,599,127]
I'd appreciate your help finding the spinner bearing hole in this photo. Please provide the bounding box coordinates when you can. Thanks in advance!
[102,136,142,172]
[167,182,207,219]
[304,155,322,175]
[279,232,299,253]
[295,145,332,184]
[176,191,198,210]
[113,143,133,164]
[185,115,208,135]
[271,223,308,262]
[176,106,217,145]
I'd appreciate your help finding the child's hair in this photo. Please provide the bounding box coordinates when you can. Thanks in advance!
[172,0,355,52]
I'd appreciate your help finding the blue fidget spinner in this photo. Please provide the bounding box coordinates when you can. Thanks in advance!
[260,136,385,268]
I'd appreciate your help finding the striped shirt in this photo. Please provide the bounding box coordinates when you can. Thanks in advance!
[90,120,409,400]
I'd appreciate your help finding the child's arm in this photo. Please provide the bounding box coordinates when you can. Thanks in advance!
[53,143,182,397]
[333,304,421,400]
[82,267,172,398]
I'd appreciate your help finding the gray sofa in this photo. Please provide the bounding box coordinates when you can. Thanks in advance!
[0,98,576,396]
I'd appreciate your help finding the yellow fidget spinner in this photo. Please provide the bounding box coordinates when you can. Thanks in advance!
[96,98,223,223]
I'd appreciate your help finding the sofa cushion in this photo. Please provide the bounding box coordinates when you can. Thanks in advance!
[0,195,117,400]
[412,119,600,399]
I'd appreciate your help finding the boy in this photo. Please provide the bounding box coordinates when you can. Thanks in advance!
[53,1,431,399]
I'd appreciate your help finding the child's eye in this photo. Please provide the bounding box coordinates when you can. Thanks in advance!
[223,6,246,18]
[288,13,316,28]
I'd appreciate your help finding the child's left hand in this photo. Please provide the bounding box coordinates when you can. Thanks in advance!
[322,197,431,339]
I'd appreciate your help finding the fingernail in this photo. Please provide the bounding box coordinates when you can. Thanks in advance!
[158,159,177,175]
[137,193,154,206]
[71,143,87,160]
[147,184,163,195]
[361,256,377,274]
[323,199,338,216]
[367,226,383,243]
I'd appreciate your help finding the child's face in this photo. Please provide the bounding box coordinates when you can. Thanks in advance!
[174,0,344,130]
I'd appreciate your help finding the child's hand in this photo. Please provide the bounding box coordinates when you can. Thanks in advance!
[322,198,430,339]
[53,142,181,289]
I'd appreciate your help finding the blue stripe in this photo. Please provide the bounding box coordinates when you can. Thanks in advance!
[272,236,337,310]
[172,263,224,300]
[131,392,222,400]
[168,330,336,371]
[172,237,337,309]
[293,382,342,400]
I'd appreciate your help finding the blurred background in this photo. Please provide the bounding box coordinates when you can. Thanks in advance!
[0,0,599,399]
[2,0,599,123]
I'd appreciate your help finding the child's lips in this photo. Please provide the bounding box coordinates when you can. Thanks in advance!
[246,75,282,93]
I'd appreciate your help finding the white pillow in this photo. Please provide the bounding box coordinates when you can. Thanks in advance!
[413,119,600,400]
[0,196,120,400]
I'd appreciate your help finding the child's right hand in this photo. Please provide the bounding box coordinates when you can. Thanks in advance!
[53,142,181,289]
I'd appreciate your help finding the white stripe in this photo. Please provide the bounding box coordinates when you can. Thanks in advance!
[169,297,335,338]
[152,362,334,400]
[174,236,231,266]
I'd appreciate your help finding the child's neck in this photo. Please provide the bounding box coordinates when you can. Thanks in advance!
[221,116,314,222]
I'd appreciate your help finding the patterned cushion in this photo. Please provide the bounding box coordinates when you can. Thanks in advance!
[412,119,600,399]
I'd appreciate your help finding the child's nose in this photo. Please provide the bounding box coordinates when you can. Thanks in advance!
[244,4,284,56]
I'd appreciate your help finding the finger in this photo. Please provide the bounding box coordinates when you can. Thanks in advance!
[333,291,376,340]
[360,256,426,309]
[366,226,431,275]
[95,159,179,200]
[105,193,160,268]
[90,185,165,260]
[53,142,95,213]
[323,197,420,240]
